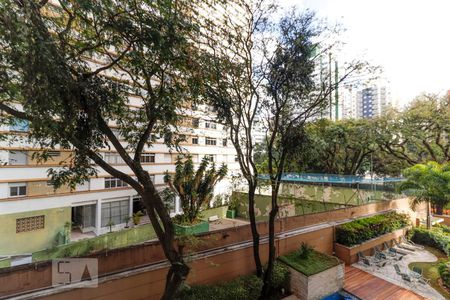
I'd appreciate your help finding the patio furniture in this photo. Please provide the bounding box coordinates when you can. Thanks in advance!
[393,239,416,252]
[375,245,395,258]
[410,266,430,285]
[401,236,424,250]
[393,264,416,286]
[358,252,372,267]
[390,239,412,255]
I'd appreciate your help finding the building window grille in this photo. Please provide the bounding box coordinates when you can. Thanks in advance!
[205,138,217,146]
[16,215,45,233]
[105,177,129,189]
[140,153,155,163]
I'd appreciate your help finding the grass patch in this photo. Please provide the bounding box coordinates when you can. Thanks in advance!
[278,249,340,276]
[408,246,450,299]
[0,258,11,268]
[32,224,156,262]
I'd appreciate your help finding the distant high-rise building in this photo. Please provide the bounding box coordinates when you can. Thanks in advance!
[337,79,398,120]
[356,80,395,119]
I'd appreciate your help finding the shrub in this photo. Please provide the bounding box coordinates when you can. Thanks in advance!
[335,212,409,246]
[298,242,314,259]
[410,227,450,256]
[178,274,262,300]
[268,262,290,293]
[177,262,289,300]
[438,262,450,288]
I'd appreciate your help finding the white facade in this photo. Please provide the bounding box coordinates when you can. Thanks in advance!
[0,111,239,235]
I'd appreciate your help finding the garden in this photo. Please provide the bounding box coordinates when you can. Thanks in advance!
[408,225,450,298]
[177,243,343,300]
[335,211,410,246]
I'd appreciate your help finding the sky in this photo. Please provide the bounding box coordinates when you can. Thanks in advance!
[279,0,450,106]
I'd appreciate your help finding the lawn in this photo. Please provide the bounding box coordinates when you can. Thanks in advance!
[408,246,450,299]
[0,258,10,268]
[32,224,156,262]
[278,249,340,276]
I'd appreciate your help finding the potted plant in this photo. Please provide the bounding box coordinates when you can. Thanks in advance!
[106,220,115,233]
[124,216,132,228]
[226,195,239,219]
[164,155,227,235]
[132,211,144,226]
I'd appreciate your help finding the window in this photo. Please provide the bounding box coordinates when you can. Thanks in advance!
[9,183,27,197]
[192,137,199,145]
[8,151,27,165]
[192,118,199,128]
[234,155,239,162]
[10,119,29,132]
[150,174,155,182]
[205,137,216,146]
[206,154,215,162]
[104,152,124,164]
[140,153,155,163]
[101,200,129,227]
[105,177,128,189]
[222,139,227,147]
[47,151,61,157]
[16,215,45,233]
[205,122,216,129]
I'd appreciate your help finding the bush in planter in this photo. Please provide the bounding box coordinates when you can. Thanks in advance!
[226,195,240,218]
[165,155,227,226]
[335,212,409,246]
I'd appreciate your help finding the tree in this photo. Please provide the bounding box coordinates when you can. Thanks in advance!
[256,9,367,297]
[201,0,275,277]
[398,162,450,228]
[289,119,379,175]
[0,1,206,298]
[377,94,450,165]
[164,156,227,224]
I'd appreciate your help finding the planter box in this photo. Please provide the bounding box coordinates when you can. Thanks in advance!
[202,206,229,219]
[334,227,407,265]
[226,209,236,219]
[285,262,345,300]
[174,221,209,236]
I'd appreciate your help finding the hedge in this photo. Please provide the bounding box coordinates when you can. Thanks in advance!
[335,212,409,246]
[410,227,450,256]
[438,263,450,289]
[177,262,289,300]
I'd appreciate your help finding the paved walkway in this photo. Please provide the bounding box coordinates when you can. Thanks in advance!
[345,265,425,300]
[351,247,444,300]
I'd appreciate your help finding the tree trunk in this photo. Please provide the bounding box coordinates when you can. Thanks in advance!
[141,190,190,300]
[248,183,263,277]
[162,258,190,300]
[259,189,279,299]
[426,201,432,229]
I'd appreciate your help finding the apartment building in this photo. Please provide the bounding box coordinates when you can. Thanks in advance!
[0,105,239,255]
[0,2,242,256]
[336,79,398,120]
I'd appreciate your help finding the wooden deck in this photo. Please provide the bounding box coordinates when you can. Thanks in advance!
[344,266,425,300]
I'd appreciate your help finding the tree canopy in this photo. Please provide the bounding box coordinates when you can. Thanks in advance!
[0,0,207,298]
